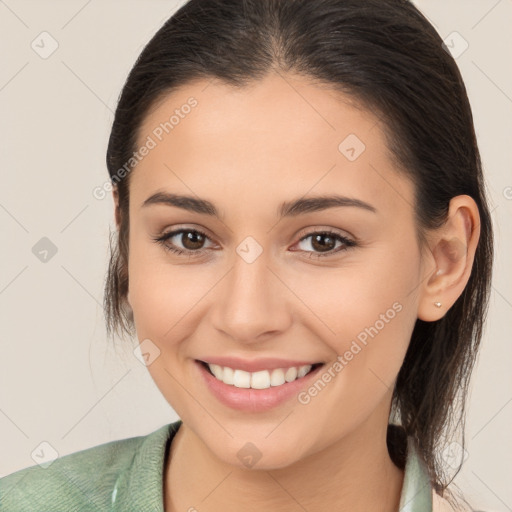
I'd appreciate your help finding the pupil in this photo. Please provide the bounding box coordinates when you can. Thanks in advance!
[312,234,334,252]
[183,231,204,250]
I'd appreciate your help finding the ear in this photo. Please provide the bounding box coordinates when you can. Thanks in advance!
[112,185,121,231]
[112,185,131,307]
[417,195,480,322]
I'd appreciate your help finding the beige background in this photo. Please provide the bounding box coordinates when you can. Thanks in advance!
[0,1,510,510]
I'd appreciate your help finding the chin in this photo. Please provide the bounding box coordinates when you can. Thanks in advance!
[207,436,305,471]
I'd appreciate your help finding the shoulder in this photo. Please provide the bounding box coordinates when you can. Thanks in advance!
[0,427,161,512]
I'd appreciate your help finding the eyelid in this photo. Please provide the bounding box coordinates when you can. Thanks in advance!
[154,224,357,260]
[295,225,355,242]
[158,227,217,250]
[291,229,357,256]
[157,225,354,246]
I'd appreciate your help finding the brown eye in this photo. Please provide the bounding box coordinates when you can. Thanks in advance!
[309,233,337,252]
[294,230,357,258]
[180,231,206,250]
[153,228,213,256]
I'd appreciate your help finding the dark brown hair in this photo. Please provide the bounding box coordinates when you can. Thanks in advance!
[104,0,494,507]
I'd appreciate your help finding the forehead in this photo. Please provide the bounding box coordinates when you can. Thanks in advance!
[131,73,414,219]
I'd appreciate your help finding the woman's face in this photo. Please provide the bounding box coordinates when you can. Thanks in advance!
[125,72,429,468]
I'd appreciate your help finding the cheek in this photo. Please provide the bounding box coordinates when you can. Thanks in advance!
[289,257,419,445]
[291,241,421,382]
[128,264,201,339]
[127,232,216,345]
[127,230,175,336]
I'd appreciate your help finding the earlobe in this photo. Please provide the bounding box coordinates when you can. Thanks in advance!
[417,195,480,322]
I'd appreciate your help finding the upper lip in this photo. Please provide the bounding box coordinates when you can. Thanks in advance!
[197,356,324,373]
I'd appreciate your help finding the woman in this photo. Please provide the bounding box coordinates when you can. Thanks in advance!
[0,0,494,510]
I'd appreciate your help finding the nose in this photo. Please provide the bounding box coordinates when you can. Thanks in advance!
[210,252,292,344]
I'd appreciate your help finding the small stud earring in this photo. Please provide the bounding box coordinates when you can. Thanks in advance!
[434,302,442,308]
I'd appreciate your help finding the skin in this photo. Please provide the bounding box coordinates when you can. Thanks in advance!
[113,72,480,511]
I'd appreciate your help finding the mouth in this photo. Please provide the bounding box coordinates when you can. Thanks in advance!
[196,360,325,390]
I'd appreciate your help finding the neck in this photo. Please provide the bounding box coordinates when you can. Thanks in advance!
[164,411,404,512]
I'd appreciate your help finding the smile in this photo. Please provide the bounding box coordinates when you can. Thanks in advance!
[200,361,323,389]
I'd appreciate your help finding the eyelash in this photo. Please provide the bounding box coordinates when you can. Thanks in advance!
[152,228,357,259]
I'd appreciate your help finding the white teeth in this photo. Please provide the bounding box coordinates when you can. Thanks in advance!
[209,363,223,380]
[270,368,285,386]
[284,367,298,382]
[223,366,234,385]
[251,370,271,389]
[206,363,314,389]
[297,365,311,378]
[233,369,251,388]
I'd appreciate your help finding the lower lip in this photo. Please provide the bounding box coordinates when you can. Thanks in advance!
[195,360,325,412]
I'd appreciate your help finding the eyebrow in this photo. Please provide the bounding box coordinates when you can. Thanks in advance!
[141,192,377,218]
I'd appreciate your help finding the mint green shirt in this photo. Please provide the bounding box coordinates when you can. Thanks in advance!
[0,419,433,511]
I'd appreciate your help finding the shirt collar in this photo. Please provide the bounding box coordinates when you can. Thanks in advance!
[111,420,432,511]
[399,435,433,511]
[111,421,181,512]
